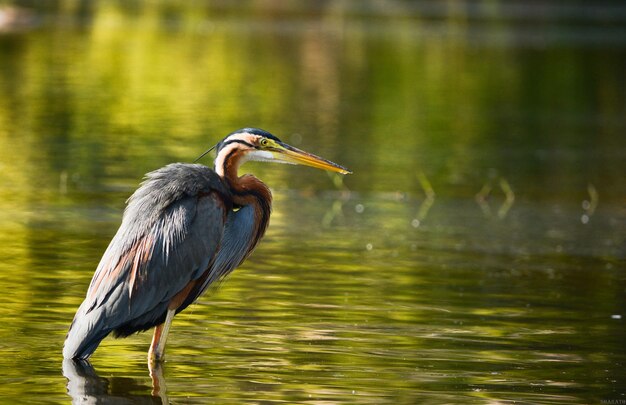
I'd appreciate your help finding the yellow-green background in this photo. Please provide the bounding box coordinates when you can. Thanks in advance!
[0,1,624,403]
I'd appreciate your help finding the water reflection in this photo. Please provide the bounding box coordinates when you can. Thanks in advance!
[1,1,625,403]
[63,359,166,404]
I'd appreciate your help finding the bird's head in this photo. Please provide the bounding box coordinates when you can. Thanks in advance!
[202,128,351,177]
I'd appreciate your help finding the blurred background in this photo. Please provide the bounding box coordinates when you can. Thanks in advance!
[0,1,624,403]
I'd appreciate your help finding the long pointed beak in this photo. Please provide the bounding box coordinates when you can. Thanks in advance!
[272,142,352,174]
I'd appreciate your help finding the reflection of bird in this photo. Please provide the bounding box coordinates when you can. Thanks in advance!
[63,128,351,363]
[63,358,166,403]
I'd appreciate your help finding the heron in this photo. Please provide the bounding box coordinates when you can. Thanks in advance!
[63,128,351,363]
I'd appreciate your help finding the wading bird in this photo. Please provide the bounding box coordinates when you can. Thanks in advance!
[63,128,351,363]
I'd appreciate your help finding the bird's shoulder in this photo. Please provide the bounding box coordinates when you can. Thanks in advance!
[127,163,231,214]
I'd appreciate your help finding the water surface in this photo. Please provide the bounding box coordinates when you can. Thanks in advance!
[0,1,624,403]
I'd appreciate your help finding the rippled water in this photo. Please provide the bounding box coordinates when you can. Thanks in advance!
[0,1,625,403]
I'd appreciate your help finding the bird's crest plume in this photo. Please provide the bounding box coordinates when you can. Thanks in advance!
[193,144,217,163]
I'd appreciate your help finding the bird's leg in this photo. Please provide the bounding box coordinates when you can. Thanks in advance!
[148,282,196,364]
[148,308,175,364]
[148,324,164,362]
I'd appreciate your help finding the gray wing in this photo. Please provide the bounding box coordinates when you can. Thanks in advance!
[63,164,230,359]
[176,203,260,312]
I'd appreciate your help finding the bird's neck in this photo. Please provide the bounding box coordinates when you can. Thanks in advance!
[219,161,273,246]
[227,174,272,209]
[215,148,272,241]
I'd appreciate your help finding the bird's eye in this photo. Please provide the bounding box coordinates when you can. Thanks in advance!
[260,138,269,147]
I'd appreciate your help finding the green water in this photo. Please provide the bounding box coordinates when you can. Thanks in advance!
[0,2,625,403]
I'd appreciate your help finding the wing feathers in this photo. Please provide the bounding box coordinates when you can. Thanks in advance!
[64,164,230,359]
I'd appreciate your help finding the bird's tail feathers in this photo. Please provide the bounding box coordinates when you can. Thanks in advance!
[62,305,112,360]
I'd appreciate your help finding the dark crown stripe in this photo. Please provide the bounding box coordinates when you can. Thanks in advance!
[221,139,256,149]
